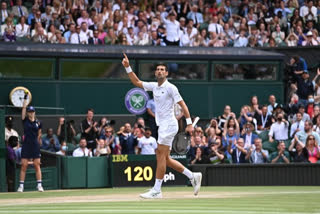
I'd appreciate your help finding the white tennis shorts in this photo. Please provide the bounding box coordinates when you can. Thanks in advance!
[158,123,179,148]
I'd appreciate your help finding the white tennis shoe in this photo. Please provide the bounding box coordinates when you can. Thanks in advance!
[140,188,162,199]
[190,172,202,196]
[17,186,23,193]
[37,186,44,192]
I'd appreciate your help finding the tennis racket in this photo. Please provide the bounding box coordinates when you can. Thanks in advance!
[172,117,200,155]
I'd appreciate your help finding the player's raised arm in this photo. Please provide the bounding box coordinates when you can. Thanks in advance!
[122,53,143,88]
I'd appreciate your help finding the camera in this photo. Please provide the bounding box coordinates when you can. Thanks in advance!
[66,120,75,126]
[106,120,116,126]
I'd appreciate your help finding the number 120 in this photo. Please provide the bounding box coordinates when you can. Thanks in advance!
[124,166,153,181]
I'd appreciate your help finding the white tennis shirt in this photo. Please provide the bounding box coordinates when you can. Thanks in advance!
[138,136,158,155]
[143,80,183,126]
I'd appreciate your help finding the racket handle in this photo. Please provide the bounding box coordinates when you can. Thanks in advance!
[192,117,200,127]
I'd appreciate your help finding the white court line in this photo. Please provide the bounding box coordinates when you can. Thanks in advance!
[0,210,318,214]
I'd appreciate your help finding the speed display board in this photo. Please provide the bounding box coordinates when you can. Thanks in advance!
[110,154,188,187]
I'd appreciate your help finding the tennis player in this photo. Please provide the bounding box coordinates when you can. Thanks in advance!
[17,92,44,192]
[122,53,202,199]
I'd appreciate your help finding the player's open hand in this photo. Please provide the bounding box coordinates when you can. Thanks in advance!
[122,52,130,68]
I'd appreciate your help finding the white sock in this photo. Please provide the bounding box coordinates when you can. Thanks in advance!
[37,180,42,188]
[19,181,24,188]
[153,179,163,192]
[182,168,194,180]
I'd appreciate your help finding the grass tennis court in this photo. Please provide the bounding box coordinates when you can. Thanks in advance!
[0,186,319,214]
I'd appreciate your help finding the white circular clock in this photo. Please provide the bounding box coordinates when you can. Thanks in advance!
[9,86,32,107]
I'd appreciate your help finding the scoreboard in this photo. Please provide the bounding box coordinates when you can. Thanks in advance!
[110,154,188,187]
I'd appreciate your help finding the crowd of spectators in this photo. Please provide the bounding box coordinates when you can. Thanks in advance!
[187,72,320,164]
[0,0,320,47]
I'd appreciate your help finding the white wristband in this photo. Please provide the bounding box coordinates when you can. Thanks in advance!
[186,118,192,125]
[125,66,133,74]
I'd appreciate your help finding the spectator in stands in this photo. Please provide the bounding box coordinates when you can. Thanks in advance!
[31,27,47,43]
[289,138,309,162]
[295,70,314,107]
[285,93,299,122]
[208,138,225,164]
[271,24,285,45]
[305,134,320,163]
[6,136,18,192]
[56,141,68,156]
[188,135,206,162]
[57,117,76,144]
[269,141,290,163]
[15,16,30,41]
[190,147,210,164]
[97,117,107,137]
[100,126,120,154]
[206,127,219,146]
[246,138,269,164]
[293,104,311,122]
[3,27,16,42]
[11,0,28,18]
[47,24,57,43]
[88,29,103,44]
[79,22,92,44]
[306,94,315,118]
[313,114,320,134]
[227,137,247,164]
[223,116,239,135]
[0,2,9,25]
[161,11,180,46]
[249,95,262,116]
[206,118,222,136]
[77,10,93,26]
[217,105,232,131]
[208,15,223,35]
[272,104,287,120]
[41,6,52,27]
[55,30,66,44]
[94,138,111,156]
[290,112,305,138]
[193,127,207,146]
[269,112,289,143]
[238,105,253,130]
[254,105,273,132]
[31,9,45,30]
[241,122,258,150]
[294,120,320,145]
[1,17,14,36]
[80,108,98,155]
[137,127,157,155]
[5,116,19,143]
[41,128,60,152]
[267,94,278,115]
[64,23,75,43]
[285,31,299,46]
[222,126,239,152]
[302,31,318,45]
[73,138,92,157]
[312,105,320,121]
[186,5,203,28]
[119,123,138,154]
[70,25,81,44]
[234,29,248,47]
